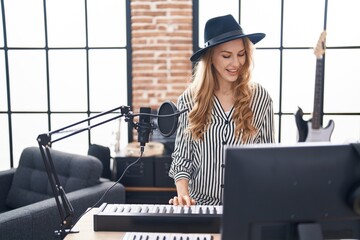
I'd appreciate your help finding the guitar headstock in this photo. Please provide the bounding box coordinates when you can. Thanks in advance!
[314,31,327,59]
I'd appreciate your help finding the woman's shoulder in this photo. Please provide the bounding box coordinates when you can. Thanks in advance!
[250,82,272,101]
[177,87,195,109]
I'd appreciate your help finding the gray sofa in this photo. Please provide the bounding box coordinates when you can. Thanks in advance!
[0,146,126,240]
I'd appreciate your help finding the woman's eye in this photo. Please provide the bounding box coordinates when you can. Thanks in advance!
[238,52,245,57]
[222,55,231,58]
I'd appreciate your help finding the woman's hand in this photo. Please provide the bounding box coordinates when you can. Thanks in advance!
[168,195,196,206]
[169,178,196,205]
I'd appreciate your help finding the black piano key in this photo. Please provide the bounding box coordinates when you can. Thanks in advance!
[160,206,166,214]
[205,207,210,214]
[144,206,149,213]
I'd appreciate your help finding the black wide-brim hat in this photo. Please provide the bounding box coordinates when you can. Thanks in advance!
[190,14,265,62]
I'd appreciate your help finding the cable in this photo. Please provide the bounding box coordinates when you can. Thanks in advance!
[69,150,144,233]
[131,108,188,118]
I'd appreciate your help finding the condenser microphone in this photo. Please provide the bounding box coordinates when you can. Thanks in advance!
[137,107,152,150]
[157,101,188,137]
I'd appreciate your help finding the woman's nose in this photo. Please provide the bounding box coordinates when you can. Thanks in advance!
[231,56,241,67]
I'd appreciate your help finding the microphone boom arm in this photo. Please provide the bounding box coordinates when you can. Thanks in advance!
[36,105,132,239]
[35,101,186,239]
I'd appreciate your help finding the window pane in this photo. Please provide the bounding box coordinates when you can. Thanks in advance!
[273,114,279,143]
[4,0,45,47]
[50,113,89,155]
[280,115,300,144]
[324,49,360,113]
[282,49,315,113]
[252,49,280,113]
[91,114,128,154]
[49,50,87,111]
[0,114,10,170]
[0,50,7,111]
[12,113,48,167]
[327,0,360,46]
[198,0,239,48]
[8,50,47,111]
[0,2,4,47]
[87,0,126,47]
[241,0,281,47]
[46,0,86,47]
[325,115,360,144]
[89,49,127,111]
[283,0,324,47]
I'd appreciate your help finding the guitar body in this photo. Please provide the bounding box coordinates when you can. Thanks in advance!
[306,119,334,142]
[295,107,335,142]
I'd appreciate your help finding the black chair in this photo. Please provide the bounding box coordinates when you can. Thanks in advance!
[88,144,112,180]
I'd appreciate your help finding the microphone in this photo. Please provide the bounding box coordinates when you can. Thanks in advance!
[157,101,188,137]
[133,101,188,153]
[137,107,152,152]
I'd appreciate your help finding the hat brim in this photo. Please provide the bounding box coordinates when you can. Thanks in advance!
[190,33,265,62]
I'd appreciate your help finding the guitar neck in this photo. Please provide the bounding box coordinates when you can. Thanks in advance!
[312,57,324,130]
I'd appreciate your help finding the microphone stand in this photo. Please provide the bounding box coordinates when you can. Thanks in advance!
[36,106,134,239]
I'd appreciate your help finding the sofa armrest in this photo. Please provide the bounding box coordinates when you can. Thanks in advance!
[0,208,33,240]
[0,168,16,212]
[68,181,126,213]
[0,181,125,240]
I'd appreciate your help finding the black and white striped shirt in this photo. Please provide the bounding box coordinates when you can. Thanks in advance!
[169,82,275,205]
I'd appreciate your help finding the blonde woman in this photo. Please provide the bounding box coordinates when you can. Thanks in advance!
[168,14,275,206]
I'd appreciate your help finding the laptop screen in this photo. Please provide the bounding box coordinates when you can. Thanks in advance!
[221,142,360,240]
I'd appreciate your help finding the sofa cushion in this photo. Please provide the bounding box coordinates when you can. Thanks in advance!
[6,146,103,209]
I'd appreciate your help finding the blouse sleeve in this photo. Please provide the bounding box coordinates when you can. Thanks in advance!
[256,83,275,143]
[259,96,275,143]
[168,91,194,182]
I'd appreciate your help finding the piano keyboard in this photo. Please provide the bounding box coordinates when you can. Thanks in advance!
[123,232,213,240]
[93,203,222,233]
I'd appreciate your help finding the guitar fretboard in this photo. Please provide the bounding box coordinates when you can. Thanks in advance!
[312,57,325,130]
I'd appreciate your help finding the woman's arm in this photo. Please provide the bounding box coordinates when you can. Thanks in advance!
[168,91,197,205]
[169,178,196,206]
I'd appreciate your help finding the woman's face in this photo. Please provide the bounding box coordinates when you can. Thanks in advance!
[211,38,246,84]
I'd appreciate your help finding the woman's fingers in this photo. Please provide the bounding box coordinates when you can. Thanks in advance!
[168,195,196,206]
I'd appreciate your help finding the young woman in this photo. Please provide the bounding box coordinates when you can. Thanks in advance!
[169,14,275,205]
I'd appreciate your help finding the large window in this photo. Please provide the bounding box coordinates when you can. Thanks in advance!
[196,0,360,143]
[0,0,131,170]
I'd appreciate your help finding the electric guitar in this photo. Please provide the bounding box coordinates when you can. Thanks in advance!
[295,31,335,142]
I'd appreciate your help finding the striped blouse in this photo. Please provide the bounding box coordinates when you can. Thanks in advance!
[168,82,275,205]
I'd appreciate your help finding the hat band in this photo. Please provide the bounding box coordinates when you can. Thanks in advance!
[204,30,245,47]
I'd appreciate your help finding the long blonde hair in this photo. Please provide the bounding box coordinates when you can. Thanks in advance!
[188,38,256,142]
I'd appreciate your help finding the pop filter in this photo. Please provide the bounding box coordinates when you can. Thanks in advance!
[157,101,179,137]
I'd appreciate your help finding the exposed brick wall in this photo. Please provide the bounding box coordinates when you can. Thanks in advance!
[130,0,193,113]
